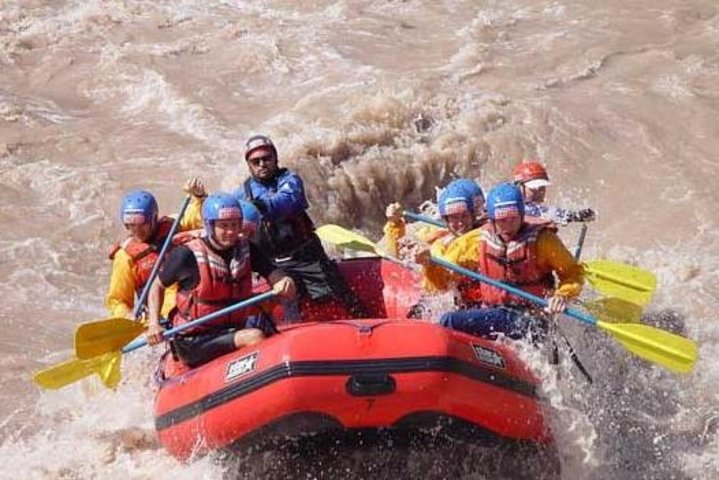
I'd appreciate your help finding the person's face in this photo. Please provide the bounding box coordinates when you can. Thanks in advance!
[246,148,278,181]
[212,219,242,249]
[445,211,474,236]
[125,222,154,242]
[474,199,485,220]
[494,216,522,241]
[522,184,546,204]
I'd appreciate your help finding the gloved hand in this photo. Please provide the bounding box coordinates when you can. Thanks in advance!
[567,208,597,223]
[385,202,403,222]
[184,177,207,198]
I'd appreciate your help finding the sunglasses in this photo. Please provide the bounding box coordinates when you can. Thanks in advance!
[248,155,275,166]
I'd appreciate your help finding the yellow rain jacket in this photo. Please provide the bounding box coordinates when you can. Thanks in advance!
[381,218,444,258]
[422,226,584,300]
[105,196,204,319]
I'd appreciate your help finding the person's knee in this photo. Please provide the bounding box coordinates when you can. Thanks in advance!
[233,328,264,348]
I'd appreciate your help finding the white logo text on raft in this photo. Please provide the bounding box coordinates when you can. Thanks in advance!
[472,344,506,369]
[225,352,259,383]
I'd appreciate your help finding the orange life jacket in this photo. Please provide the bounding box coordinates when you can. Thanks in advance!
[477,219,556,306]
[437,220,488,307]
[108,218,174,293]
[172,238,253,334]
[171,229,202,246]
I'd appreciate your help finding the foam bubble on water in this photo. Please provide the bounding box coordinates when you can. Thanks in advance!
[511,338,599,479]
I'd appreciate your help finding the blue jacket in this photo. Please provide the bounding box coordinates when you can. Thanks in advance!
[235,169,315,256]
[235,169,309,221]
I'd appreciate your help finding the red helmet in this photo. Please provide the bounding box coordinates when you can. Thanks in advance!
[512,161,550,189]
[245,135,277,161]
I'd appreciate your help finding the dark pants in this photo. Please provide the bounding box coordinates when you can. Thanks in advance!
[173,328,238,368]
[440,306,546,341]
[273,234,368,318]
[172,313,277,368]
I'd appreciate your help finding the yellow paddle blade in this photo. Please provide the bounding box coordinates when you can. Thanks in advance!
[584,260,657,306]
[597,320,698,374]
[75,317,146,360]
[583,297,643,323]
[32,352,121,390]
[96,352,122,389]
[316,225,381,255]
[34,357,98,390]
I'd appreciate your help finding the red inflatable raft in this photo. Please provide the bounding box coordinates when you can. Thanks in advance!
[153,257,552,461]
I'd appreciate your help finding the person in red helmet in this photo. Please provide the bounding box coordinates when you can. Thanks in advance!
[512,161,596,224]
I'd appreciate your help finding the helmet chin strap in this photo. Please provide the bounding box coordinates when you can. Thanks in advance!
[204,222,229,251]
[207,233,229,251]
[149,217,158,238]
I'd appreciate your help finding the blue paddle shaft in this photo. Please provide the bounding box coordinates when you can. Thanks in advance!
[430,256,597,326]
[133,196,192,319]
[403,211,445,228]
[123,291,277,353]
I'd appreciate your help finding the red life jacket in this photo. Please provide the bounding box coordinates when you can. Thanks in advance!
[172,238,253,334]
[171,229,202,246]
[477,219,556,307]
[107,218,174,293]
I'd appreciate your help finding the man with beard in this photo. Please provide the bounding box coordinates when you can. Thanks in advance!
[235,135,368,322]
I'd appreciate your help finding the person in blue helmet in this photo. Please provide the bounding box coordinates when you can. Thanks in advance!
[106,178,206,320]
[235,134,368,322]
[426,178,486,254]
[416,182,584,339]
[145,192,296,368]
[238,199,262,242]
[401,179,487,318]
[383,178,486,259]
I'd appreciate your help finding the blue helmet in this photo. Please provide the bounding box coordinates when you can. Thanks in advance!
[238,200,262,236]
[202,192,242,233]
[438,179,475,217]
[120,190,158,226]
[451,178,485,213]
[486,182,525,220]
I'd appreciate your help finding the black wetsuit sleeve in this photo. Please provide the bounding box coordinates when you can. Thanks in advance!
[159,246,200,291]
[250,242,277,279]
